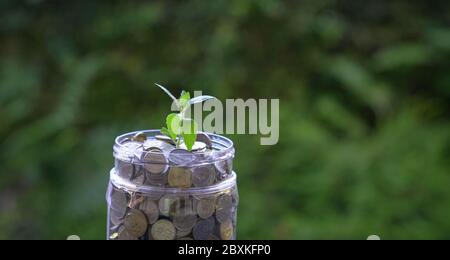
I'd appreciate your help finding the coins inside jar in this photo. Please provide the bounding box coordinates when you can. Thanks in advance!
[151,219,176,240]
[192,165,216,187]
[110,131,237,241]
[108,184,238,240]
[123,209,148,238]
[168,167,192,188]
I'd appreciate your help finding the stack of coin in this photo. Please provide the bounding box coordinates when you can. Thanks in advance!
[107,181,238,240]
[114,132,234,188]
[109,130,238,240]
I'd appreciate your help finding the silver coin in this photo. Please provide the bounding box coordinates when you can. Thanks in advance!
[116,160,135,180]
[169,149,195,165]
[196,132,213,149]
[141,148,168,174]
[131,168,146,185]
[192,165,216,187]
[173,210,197,231]
[214,159,232,180]
[110,207,127,227]
[145,170,168,187]
[110,189,128,212]
[140,199,159,224]
[155,135,176,146]
[144,138,175,151]
[180,141,207,152]
[193,218,215,240]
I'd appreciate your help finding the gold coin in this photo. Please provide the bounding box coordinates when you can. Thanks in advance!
[215,194,233,223]
[168,167,192,188]
[197,198,216,219]
[192,166,216,187]
[220,220,233,240]
[151,219,176,240]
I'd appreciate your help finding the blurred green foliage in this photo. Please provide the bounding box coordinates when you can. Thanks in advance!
[0,0,449,240]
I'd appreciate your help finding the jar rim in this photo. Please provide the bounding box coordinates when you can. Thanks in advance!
[113,129,235,167]
[110,168,237,196]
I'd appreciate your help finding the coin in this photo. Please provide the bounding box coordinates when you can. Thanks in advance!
[158,195,180,217]
[196,132,213,149]
[140,199,159,224]
[192,165,216,187]
[131,132,147,143]
[176,228,192,239]
[169,149,195,165]
[178,237,194,240]
[214,159,232,180]
[146,170,168,187]
[144,139,174,151]
[111,225,138,240]
[123,209,148,238]
[197,198,216,219]
[215,194,233,223]
[193,218,215,240]
[110,189,128,212]
[168,167,192,188]
[180,141,207,152]
[110,207,127,227]
[220,220,233,240]
[151,219,176,240]
[117,160,135,180]
[155,135,176,146]
[141,148,168,174]
[173,209,197,231]
[208,234,220,240]
[131,169,146,185]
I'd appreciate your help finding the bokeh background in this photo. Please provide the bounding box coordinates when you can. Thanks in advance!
[1,0,449,240]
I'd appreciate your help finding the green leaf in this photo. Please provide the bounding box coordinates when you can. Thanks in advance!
[156,83,180,109]
[161,127,176,140]
[179,90,191,110]
[188,95,216,106]
[181,118,198,151]
[166,113,181,138]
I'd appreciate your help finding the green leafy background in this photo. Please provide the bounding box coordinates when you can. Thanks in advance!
[0,0,449,240]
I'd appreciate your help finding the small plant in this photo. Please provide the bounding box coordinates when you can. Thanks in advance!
[156,83,215,151]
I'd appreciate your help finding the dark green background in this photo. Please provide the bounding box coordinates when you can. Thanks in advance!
[1,0,449,240]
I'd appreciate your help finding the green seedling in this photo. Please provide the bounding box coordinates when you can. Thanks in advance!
[156,83,216,151]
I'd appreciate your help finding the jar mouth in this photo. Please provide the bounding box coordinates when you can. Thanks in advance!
[113,129,235,167]
[110,168,237,196]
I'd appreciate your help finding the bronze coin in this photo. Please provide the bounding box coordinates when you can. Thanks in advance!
[123,209,148,238]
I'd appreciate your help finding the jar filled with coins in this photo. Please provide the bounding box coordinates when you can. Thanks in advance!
[107,130,238,240]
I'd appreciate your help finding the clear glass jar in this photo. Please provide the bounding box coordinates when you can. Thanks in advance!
[106,130,238,240]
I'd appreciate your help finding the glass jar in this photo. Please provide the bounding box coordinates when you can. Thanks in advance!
[106,130,238,240]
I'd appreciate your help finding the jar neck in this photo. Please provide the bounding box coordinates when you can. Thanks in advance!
[110,168,237,196]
